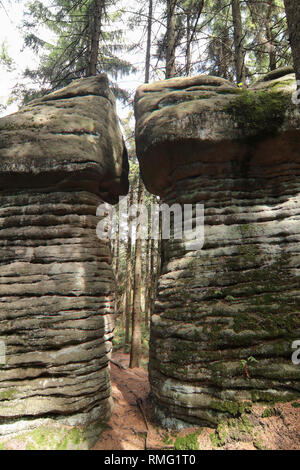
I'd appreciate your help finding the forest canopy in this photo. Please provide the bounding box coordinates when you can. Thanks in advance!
[1,0,294,107]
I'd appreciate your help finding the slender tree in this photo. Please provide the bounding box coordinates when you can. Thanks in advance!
[86,0,104,76]
[181,0,205,76]
[129,0,154,367]
[284,0,300,81]
[166,0,177,78]
[231,0,245,84]
[144,216,151,326]
[114,214,120,317]
[129,180,145,368]
[145,0,153,83]
[265,0,277,71]
[125,185,133,346]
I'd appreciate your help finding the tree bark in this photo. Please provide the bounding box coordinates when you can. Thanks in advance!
[129,179,145,368]
[125,185,133,346]
[186,13,191,76]
[166,0,177,78]
[145,0,153,83]
[266,0,277,71]
[284,0,300,82]
[114,214,120,319]
[144,218,150,326]
[149,201,156,319]
[231,0,245,84]
[86,0,103,76]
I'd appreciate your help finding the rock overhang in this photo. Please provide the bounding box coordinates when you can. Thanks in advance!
[0,74,129,204]
[134,70,300,196]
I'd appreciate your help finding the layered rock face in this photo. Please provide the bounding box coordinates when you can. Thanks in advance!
[0,75,128,449]
[135,69,300,427]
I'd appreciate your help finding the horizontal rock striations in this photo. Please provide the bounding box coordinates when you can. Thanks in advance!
[135,71,300,427]
[0,75,128,449]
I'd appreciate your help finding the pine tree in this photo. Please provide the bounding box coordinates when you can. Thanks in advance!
[201,0,235,80]
[18,0,134,102]
[246,0,290,77]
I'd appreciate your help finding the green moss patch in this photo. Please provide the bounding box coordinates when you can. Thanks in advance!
[251,390,298,404]
[209,400,252,417]
[0,389,16,401]
[173,430,202,450]
[210,414,254,448]
[233,311,300,334]
[21,426,85,450]
[224,89,290,138]
[0,420,106,450]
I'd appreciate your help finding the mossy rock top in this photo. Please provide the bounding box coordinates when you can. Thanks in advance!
[134,70,300,195]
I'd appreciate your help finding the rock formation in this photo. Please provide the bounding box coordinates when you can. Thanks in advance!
[0,74,128,449]
[135,69,300,427]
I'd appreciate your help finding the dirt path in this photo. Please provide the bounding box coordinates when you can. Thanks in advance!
[92,352,161,450]
[93,352,300,451]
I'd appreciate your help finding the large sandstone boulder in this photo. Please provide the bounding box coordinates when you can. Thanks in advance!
[135,69,300,427]
[0,75,128,449]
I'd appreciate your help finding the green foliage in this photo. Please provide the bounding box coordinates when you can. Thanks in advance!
[203,0,290,82]
[0,42,14,72]
[253,439,265,450]
[225,295,235,301]
[292,402,300,408]
[262,407,276,418]
[162,433,173,446]
[153,0,290,82]
[112,314,149,357]
[240,356,259,370]
[16,0,135,103]
[112,320,126,351]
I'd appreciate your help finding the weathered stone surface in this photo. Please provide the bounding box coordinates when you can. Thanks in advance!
[0,75,128,449]
[0,74,128,203]
[135,71,300,427]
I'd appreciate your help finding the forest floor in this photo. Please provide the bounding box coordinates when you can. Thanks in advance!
[92,352,300,451]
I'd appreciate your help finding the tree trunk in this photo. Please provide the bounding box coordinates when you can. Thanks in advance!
[166,0,177,78]
[284,0,300,82]
[129,180,145,368]
[150,198,162,320]
[231,0,245,84]
[86,0,103,76]
[186,13,191,76]
[145,0,153,83]
[125,185,133,346]
[184,0,204,76]
[114,214,120,319]
[149,197,156,318]
[266,0,277,71]
[144,213,151,326]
